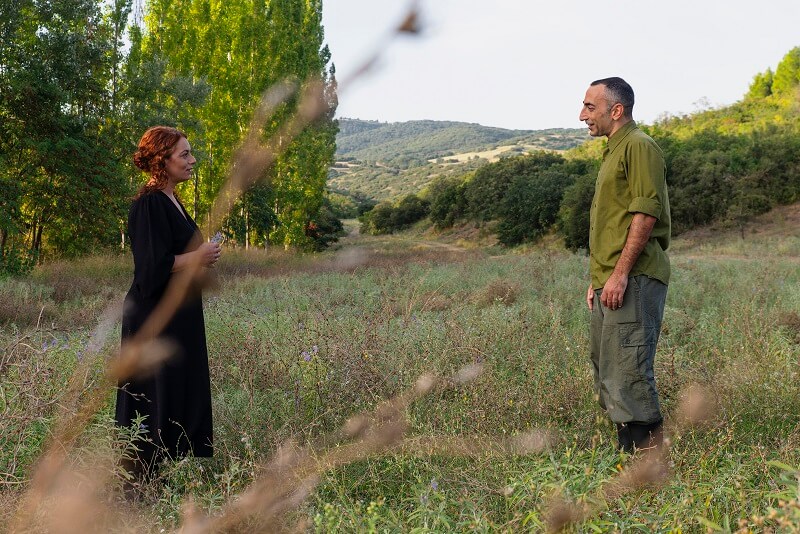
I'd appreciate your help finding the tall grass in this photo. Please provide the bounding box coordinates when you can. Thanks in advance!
[1,226,799,531]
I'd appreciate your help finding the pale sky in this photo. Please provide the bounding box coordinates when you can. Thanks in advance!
[322,0,800,130]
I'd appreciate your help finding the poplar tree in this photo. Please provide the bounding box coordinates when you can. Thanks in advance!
[133,0,338,248]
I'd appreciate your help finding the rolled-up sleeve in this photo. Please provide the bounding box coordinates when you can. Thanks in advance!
[626,139,667,220]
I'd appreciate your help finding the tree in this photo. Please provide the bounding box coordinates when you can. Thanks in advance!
[0,0,131,268]
[746,69,773,100]
[464,151,564,222]
[771,47,800,96]
[359,194,429,235]
[427,177,467,229]
[496,168,574,246]
[557,171,595,251]
[134,0,338,249]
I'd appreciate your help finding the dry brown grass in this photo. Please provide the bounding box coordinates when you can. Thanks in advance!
[542,383,719,532]
[473,279,519,308]
[778,310,800,344]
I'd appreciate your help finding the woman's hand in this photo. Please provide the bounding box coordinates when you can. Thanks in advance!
[172,242,221,272]
[196,241,222,267]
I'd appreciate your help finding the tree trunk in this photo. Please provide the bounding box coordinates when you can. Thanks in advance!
[33,225,43,259]
[29,219,37,251]
[245,207,250,250]
[0,228,7,259]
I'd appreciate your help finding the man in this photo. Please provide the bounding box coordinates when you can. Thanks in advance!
[579,77,671,453]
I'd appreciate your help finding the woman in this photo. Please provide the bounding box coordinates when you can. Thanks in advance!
[115,126,220,479]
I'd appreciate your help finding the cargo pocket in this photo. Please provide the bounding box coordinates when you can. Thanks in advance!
[618,325,660,421]
[621,325,657,378]
[620,325,657,349]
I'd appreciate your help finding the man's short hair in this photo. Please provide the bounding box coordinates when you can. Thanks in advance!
[591,77,634,117]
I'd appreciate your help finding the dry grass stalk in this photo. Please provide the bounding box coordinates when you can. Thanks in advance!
[544,382,718,531]
[392,429,556,457]
[545,494,588,533]
[10,302,123,531]
[675,383,717,428]
[474,279,519,308]
[172,365,486,533]
[603,448,670,501]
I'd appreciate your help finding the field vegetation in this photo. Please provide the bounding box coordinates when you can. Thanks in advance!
[1,210,799,532]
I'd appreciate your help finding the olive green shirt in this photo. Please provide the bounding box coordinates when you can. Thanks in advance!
[589,121,671,289]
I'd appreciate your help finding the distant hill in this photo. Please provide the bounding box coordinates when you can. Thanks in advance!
[330,118,588,200]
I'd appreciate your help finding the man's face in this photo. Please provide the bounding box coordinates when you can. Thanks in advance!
[579,84,615,137]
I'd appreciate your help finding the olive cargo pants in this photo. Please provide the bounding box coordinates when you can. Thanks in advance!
[590,275,667,425]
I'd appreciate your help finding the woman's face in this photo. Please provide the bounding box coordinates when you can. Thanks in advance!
[164,137,196,184]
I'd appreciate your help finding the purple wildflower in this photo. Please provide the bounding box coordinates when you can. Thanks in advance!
[430,479,439,491]
[302,351,311,362]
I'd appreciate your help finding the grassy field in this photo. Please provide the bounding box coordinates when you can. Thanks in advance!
[1,212,800,532]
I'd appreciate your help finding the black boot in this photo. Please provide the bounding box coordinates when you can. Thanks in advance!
[616,423,633,453]
[628,420,663,451]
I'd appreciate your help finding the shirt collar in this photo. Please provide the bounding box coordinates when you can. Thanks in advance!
[606,120,637,155]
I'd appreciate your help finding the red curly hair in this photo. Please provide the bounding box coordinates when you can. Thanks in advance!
[133,126,188,199]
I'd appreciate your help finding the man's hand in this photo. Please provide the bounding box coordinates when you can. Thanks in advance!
[600,272,627,310]
[587,283,594,311]
[599,213,656,311]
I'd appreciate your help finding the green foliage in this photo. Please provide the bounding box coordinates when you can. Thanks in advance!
[652,124,800,234]
[304,198,346,252]
[747,68,774,100]
[426,177,468,229]
[359,194,430,235]
[136,0,339,250]
[464,151,565,222]
[324,189,376,219]
[496,169,575,246]
[772,46,800,96]
[0,0,132,269]
[558,171,596,251]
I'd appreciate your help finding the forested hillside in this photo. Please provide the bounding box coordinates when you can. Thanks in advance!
[329,119,587,201]
[360,46,800,247]
[336,119,585,164]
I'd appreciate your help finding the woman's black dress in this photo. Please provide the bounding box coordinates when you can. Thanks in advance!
[115,191,213,462]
